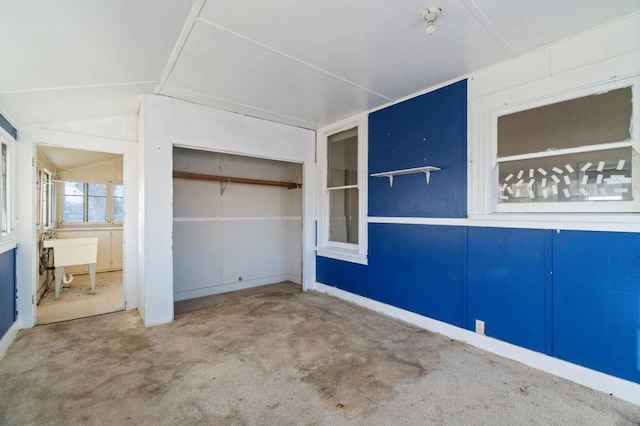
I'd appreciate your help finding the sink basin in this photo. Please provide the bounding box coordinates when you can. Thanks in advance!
[43,238,98,267]
[43,238,98,299]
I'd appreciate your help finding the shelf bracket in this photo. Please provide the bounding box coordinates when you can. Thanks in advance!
[221,180,230,196]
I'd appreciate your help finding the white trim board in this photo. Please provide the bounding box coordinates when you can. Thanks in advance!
[174,274,299,302]
[312,282,640,406]
[368,216,640,233]
[174,216,301,223]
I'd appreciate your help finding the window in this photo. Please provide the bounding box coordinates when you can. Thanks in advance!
[38,169,53,228]
[63,182,107,223]
[318,117,367,264]
[494,83,638,213]
[0,141,8,234]
[113,184,124,223]
[328,128,359,244]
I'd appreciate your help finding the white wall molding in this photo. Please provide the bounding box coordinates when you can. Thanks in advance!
[174,274,294,302]
[313,282,640,406]
[368,215,640,233]
[174,216,301,223]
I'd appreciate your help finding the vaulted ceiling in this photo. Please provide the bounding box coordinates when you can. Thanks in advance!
[1,0,639,130]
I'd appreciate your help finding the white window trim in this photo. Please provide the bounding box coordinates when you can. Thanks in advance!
[58,180,123,227]
[316,115,368,265]
[471,71,640,219]
[0,129,15,245]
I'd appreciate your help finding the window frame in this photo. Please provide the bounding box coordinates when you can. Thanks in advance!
[489,76,639,214]
[0,134,12,238]
[317,116,368,265]
[59,180,122,226]
[37,168,54,229]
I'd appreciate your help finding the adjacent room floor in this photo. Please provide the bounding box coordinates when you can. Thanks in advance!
[36,271,124,325]
[2,282,638,425]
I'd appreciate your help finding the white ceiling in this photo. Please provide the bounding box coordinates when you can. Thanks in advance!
[38,146,121,171]
[1,0,639,130]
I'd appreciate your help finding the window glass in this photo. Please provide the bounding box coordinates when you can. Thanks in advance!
[64,182,84,222]
[329,188,359,244]
[498,147,633,203]
[87,183,106,222]
[1,143,7,233]
[327,127,358,188]
[39,170,53,227]
[113,184,124,222]
[498,87,632,157]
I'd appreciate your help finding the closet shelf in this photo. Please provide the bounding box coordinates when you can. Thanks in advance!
[173,170,302,190]
[370,166,441,187]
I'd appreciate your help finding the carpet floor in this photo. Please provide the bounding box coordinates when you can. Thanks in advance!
[1,282,638,425]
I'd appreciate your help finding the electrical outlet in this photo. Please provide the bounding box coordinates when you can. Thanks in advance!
[475,319,485,335]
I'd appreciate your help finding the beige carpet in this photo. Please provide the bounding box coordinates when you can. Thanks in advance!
[36,271,124,325]
[2,282,638,425]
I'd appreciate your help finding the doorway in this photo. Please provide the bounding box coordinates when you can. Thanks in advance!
[35,146,125,324]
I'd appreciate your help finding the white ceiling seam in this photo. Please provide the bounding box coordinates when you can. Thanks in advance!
[460,0,519,58]
[158,88,318,130]
[154,0,208,95]
[195,17,395,102]
[0,81,158,96]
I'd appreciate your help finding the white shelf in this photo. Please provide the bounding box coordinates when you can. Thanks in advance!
[370,166,441,187]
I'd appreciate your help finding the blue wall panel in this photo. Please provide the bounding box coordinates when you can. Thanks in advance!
[368,80,467,218]
[467,227,548,353]
[0,248,16,340]
[316,256,368,297]
[552,230,640,383]
[368,223,465,326]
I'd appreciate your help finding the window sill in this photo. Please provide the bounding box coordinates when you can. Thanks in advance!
[316,246,368,265]
[0,238,16,255]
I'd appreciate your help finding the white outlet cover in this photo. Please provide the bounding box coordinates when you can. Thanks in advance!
[475,319,485,335]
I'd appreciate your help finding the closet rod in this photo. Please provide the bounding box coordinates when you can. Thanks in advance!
[173,170,302,189]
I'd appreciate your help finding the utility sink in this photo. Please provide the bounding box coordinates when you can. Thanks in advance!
[43,238,98,299]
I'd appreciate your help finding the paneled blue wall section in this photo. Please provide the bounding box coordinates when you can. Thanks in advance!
[368,80,467,218]
[0,248,16,340]
[467,227,549,353]
[553,230,640,383]
[317,79,640,385]
[368,224,465,327]
[316,256,368,297]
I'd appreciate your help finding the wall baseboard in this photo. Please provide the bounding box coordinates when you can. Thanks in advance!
[286,274,302,285]
[312,282,640,406]
[174,274,294,301]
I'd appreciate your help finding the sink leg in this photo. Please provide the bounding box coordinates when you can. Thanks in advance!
[89,263,96,294]
[54,266,64,300]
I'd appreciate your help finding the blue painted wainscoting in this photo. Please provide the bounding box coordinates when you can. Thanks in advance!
[368,223,465,327]
[316,256,368,297]
[317,225,640,384]
[552,230,640,383]
[467,227,550,354]
[0,248,16,340]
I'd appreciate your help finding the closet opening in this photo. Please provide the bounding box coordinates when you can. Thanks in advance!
[172,147,302,301]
